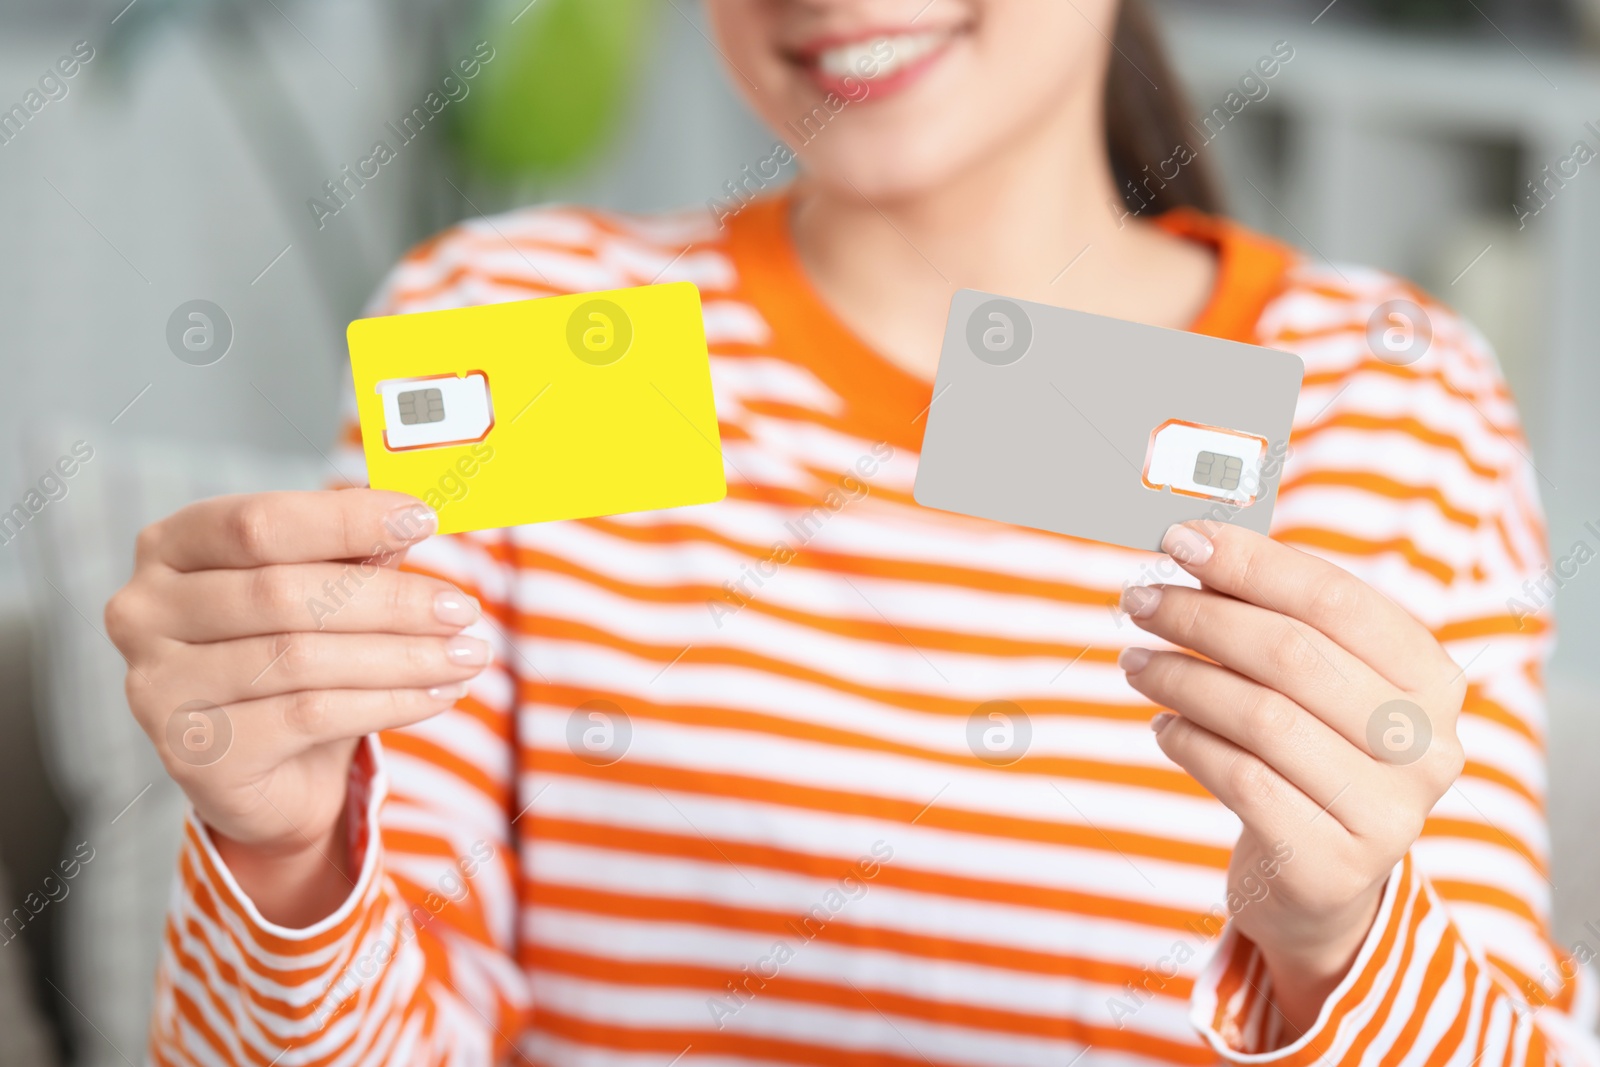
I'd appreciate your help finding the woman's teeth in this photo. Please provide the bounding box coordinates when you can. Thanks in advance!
[815,31,947,80]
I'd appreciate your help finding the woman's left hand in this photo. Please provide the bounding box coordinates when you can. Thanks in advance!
[1117,521,1468,1038]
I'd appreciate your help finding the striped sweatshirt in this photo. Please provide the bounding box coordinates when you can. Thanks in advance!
[149,195,1600,1066]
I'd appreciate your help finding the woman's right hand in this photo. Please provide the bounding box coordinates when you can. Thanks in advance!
[105,489,491,925]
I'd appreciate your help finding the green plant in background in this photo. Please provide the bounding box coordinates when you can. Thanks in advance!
[453,0,657,178]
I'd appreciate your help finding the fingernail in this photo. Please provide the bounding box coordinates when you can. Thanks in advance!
[1118,647,1153,673]
[428,681,470,701]
[1120,584,1163,619]
[1162,523,1213,566]
[433,592,481,627]
[446,635,491,668]
[1151,712,1176,733]
[387,504,438,544]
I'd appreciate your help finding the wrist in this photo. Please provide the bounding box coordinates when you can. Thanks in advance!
[211,814,355,929]
[1253,888,1384,1041]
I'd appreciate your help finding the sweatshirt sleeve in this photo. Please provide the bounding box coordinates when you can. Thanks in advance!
[147,524,528,1066]
[1191,851,1599,1065]
[147,234,536,1064]
[1190,287,1600,1065]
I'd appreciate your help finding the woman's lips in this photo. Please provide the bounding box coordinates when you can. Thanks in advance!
[793,28,960,102]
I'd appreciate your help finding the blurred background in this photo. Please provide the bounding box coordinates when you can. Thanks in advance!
[3,0,1600,1061]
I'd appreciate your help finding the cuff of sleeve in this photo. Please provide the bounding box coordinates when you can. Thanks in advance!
[158,735,420,1047]
[184,733,390,945]
[1189,853,1419,1065]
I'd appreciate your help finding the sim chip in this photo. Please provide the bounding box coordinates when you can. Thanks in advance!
[1143,420,1268,506]
[376,373,493,451]
[397,387,446,425]
[1194,451,1242,490]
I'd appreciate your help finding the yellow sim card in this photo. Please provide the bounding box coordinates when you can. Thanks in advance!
[347,282,727,534]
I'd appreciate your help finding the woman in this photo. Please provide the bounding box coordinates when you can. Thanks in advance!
[107,1,1595,1063]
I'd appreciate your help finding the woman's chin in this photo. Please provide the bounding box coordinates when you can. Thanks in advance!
[794,139,972,208]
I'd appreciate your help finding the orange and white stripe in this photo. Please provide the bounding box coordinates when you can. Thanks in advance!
[148,196,1599,1066]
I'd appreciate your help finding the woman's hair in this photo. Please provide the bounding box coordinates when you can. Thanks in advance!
[1104,0,1222,216]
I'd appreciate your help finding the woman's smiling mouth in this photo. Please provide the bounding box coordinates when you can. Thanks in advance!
[789,26,966,101]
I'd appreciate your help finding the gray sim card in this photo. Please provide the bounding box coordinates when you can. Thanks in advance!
[912,290,1304,552]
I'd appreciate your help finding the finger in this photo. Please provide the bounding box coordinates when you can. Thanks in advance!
[157,686,468,773]
[156,564,479,641]
[335,546,412,571]
[1159,522,1455,692]
[269,685,472,747]
[143,490,435,572]
[1121,583,1391,750]
[1121,647,1383,831]
[159,631,493,703]
[1152,711,1334,846]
